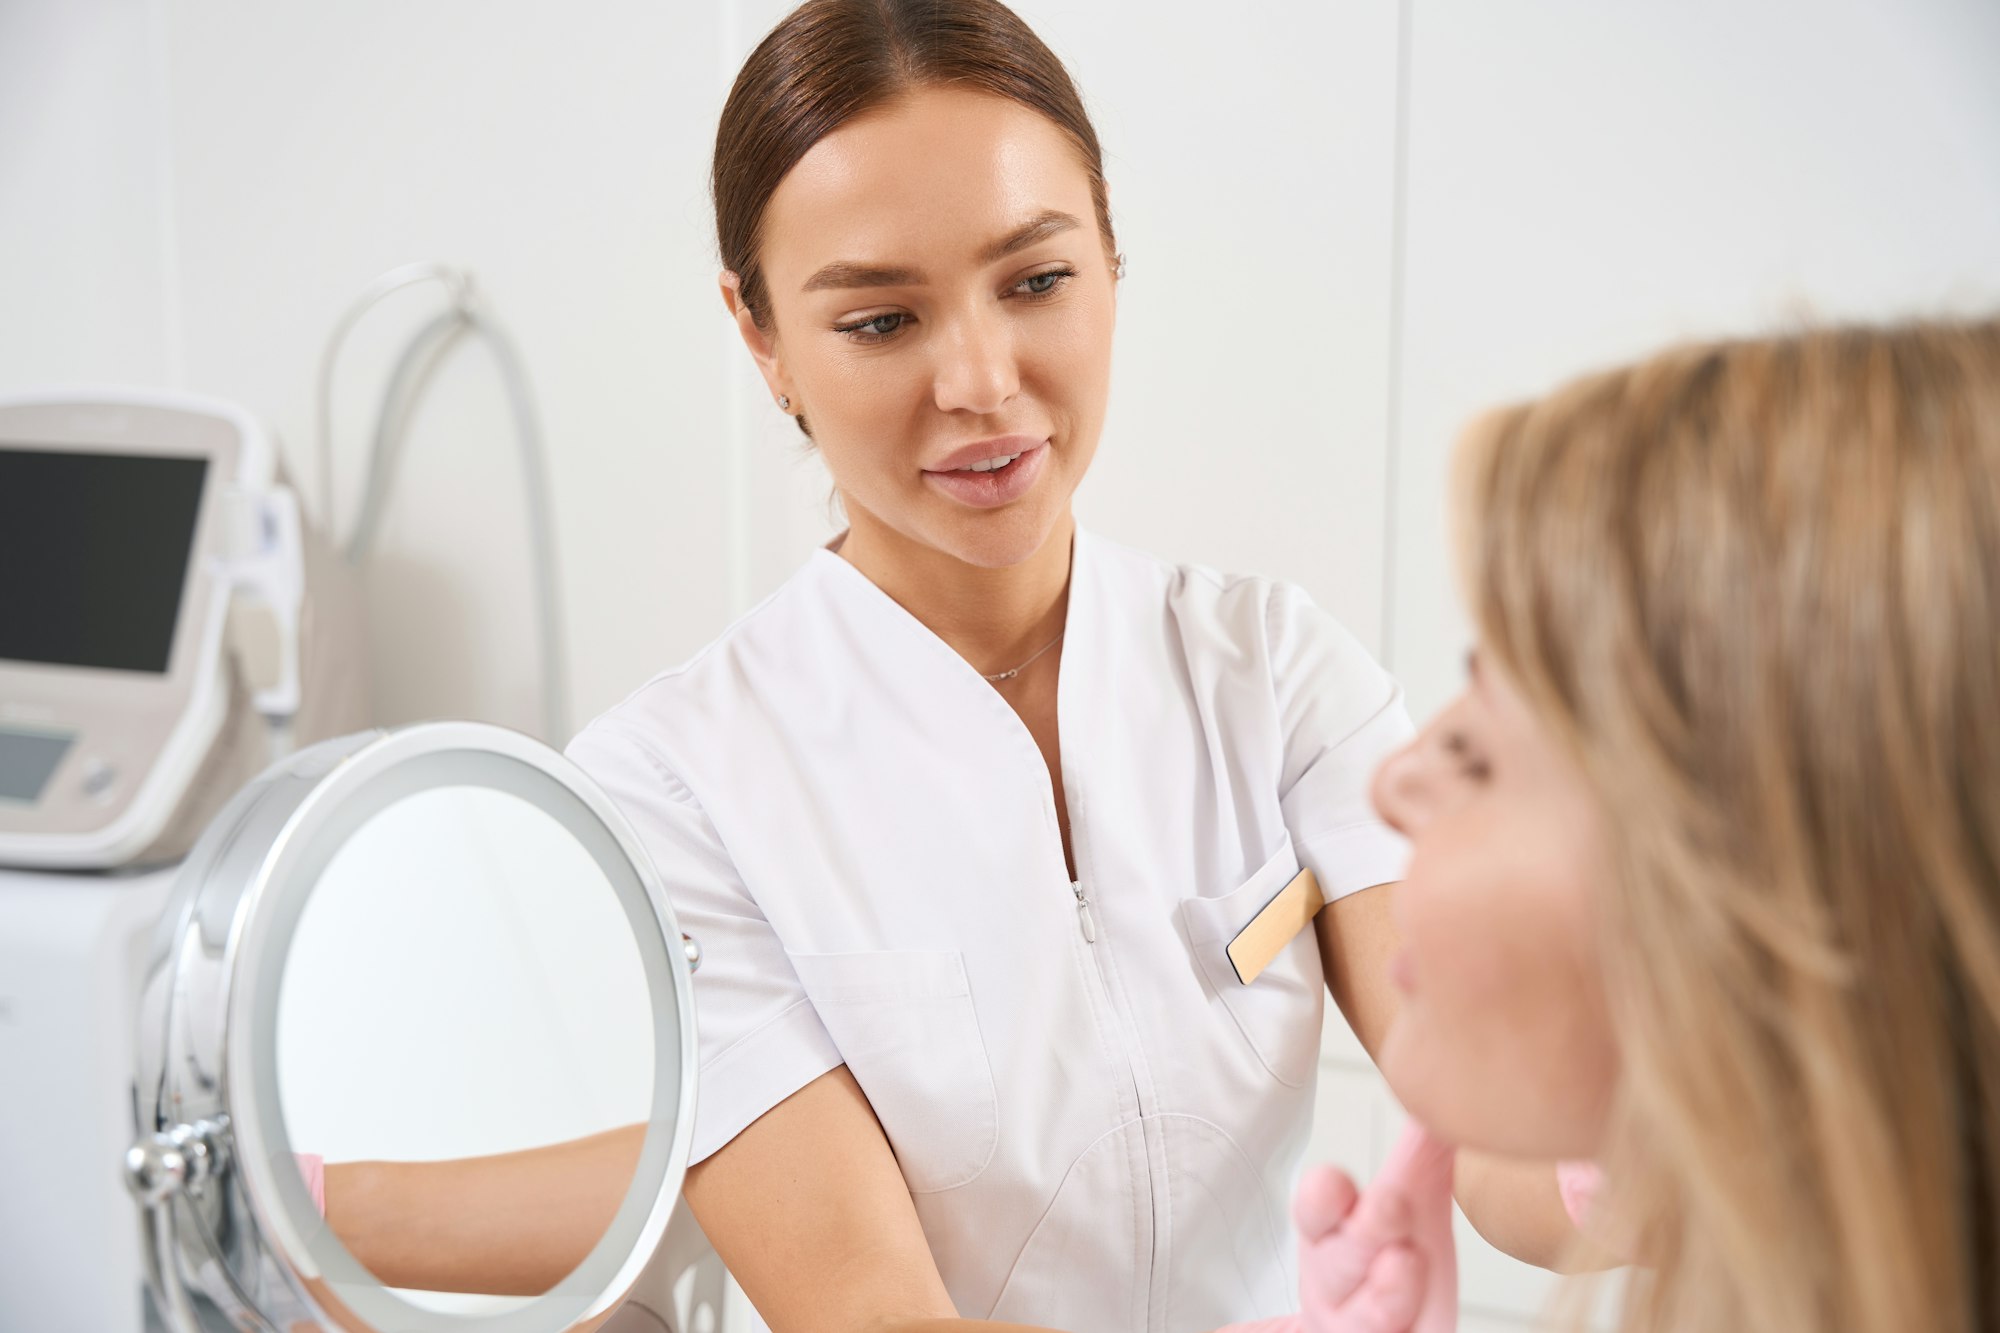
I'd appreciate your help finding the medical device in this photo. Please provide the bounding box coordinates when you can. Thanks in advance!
[1,272,598,1330]
[0,862,178,1331]
[0,390,367,869]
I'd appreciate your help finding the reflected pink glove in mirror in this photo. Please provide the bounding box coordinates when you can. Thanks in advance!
[295,1151,326,1216]
[1215,1122,1458,1333]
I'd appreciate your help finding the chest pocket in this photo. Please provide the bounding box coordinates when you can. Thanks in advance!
[785,948,1000,1194]
[1180,833,1326,1088]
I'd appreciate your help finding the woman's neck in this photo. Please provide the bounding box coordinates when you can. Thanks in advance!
[836,509,1074,676]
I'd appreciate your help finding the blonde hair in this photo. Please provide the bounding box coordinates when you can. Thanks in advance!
[1454,319,2000,1333]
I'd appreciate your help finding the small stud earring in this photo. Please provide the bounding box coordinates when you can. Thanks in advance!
[1114,253,1127,280]
[777,394,791,412]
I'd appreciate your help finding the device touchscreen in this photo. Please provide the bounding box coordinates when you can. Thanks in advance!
[0,448,209,674]
[0,728,75,804]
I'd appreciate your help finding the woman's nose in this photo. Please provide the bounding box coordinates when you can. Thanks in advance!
[1371,730,1448,836]
[931,311,1020,415]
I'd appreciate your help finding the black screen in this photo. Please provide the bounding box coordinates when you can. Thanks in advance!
[0,447,210,673]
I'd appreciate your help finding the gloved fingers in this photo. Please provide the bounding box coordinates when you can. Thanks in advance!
[1293,1164,1360,1240]
[1293,1124,1458,1328]
[1319,1162,1416,1256]
[1298,1188,1412,1310]
[1411,1197,1460,1333]
[1556,1159,1604,1229]
[1373,1122,1457,1207]
[1301,1243,1425,1333]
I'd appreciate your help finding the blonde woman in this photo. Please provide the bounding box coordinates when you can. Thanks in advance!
[1340,318,2000,1332]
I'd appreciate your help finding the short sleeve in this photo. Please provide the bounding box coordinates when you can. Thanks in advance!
[565,719,843,1164]
[1265,583,1417,901]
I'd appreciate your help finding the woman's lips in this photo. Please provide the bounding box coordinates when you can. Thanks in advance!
[922,441,1049,509]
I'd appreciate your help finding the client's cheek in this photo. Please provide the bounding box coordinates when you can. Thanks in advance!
[1377,984,1508,1147]
[1380,879,1507,1098]
[1389,875,1568,1111]
[1400,871,1516,1011]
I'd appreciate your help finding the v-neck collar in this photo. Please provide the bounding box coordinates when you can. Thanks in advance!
[807,525,1092,701]
[807,528,1093,888]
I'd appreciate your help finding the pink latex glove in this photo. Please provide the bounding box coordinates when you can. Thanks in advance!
[1556,1158,1638,1265]
[1556,1160,1603,1230]
[295,1151,326,1216]
[1216,1123,1458,1333]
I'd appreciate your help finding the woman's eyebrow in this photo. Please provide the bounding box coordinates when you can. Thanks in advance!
[799,210,1083,294]
[802,261,923,293]
[980,209,1081,263]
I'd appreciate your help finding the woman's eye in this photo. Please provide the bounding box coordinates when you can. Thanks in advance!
[1013,267,1076,299]
[834,269,1073,341]
[834,311,908,342]
[1442,730,1492,783]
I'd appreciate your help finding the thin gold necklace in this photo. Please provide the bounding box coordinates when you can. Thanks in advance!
[981,629,1065,682]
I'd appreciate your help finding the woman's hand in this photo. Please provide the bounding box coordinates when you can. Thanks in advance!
[1293,1122,1457,1333]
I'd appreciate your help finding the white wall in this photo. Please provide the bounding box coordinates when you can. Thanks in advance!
[0,0,178,386]
[157,0,737,737]
[1388,0,2000,716]
[7,2,2000,1331]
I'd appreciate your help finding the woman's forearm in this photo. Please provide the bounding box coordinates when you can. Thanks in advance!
[323,1123,647,1295]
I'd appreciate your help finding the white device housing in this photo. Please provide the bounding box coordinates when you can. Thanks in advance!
[0,389,361,869]
[0,863,177,1332]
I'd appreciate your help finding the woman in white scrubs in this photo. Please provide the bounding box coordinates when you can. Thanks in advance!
[310,0,1576,1326]
[558,2,1579,1329]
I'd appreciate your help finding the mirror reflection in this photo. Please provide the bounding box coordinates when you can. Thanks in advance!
[277,784,654,1314]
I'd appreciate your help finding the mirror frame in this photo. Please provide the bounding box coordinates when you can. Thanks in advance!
[126,722,699,1333]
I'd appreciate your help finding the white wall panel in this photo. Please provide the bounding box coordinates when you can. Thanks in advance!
[162,0,735,738]
[0,0,178,388]
[1388,0,2000,716]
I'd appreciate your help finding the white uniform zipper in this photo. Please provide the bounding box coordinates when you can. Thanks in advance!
[1071,879,1097,943]
[1070,868,1164,1326]
[1058,804,1160,1323]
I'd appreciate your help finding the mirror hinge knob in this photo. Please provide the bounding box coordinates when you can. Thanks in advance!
[126,1116,232,1205]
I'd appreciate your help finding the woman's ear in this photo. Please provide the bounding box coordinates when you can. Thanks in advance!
[720,270,790,406]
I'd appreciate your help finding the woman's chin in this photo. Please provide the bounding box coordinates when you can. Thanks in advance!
[1377,1021,1448,1131]
[1379,1019,1506,1152]
[1382,1024,1609,1160]
[929,501,1068,569]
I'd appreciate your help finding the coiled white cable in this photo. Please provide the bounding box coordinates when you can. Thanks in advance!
[315,263,569,743]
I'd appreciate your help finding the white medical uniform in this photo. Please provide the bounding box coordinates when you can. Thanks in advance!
[565,527,1413,1333]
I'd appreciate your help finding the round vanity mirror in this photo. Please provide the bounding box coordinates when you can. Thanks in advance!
[126,723,698,1333]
